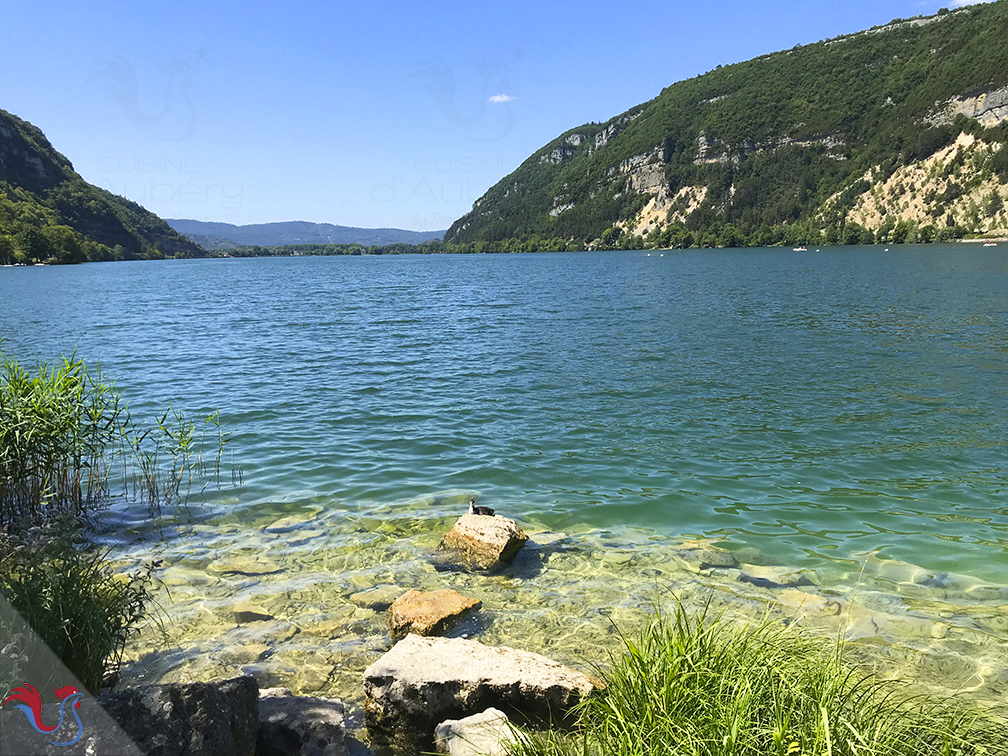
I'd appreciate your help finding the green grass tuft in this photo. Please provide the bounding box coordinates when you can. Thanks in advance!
[511,599,1008,756]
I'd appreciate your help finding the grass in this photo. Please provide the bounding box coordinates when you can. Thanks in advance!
[0,517,157,692]
[510,600,1008,756]
[0,348,234,524]
[0,347,234,691]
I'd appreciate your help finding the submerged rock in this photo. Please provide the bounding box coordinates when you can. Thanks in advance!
[738,565,816,590]
[208,555,283,576]
[435,708,514,756]
[257,687,349,756]
[363,635,594,753]
[234,600,275,623]
[348,584,403,611]
[439,513,528,570]
[674,540,739,571]
[388,589,481,639]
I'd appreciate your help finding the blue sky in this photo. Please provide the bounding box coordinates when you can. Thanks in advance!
[0,0,987,231]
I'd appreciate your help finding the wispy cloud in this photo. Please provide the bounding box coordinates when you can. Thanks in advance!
[949,0,989,6]
[488,94,516,103]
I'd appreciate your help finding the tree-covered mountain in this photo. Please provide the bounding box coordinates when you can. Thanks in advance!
[166,219,445,250]
[446,2,1008,249]
[0,108,203,264]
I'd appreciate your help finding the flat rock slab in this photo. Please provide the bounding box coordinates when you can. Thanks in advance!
[258,687,348,756]
[208,556,283,576]
[363,635,594,752]
[435,708,514,756]
[389,589,481,639]
[439,514,528,570]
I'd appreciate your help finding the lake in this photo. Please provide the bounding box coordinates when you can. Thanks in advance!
[2,245,1007,706]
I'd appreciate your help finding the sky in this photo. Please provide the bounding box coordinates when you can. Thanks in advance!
[0,0,989,232]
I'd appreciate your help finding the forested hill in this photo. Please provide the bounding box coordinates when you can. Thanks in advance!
[446,2,1008,249]
[167,218,444,250]
[0,109,202,264]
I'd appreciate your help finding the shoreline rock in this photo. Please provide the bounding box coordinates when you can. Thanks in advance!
[435,708,514,756]
[439,513,528,570]
[363,635,595,753]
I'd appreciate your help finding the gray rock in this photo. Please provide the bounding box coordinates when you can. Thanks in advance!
[435,708,514,756]
[363,635,594,753]
[99,676,258,756]
[439,514,528,570]
[257,687,348,756]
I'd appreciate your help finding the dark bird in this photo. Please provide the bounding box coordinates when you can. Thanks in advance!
[468,498,495,516]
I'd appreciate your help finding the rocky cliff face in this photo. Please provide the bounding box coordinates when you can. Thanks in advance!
[446,1,1008,248]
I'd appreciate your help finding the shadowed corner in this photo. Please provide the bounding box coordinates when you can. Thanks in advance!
[0,595,143,756]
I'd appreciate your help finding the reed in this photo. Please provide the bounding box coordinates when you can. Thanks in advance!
[0,348,233,525]
[511,600,1008,756]
[0,348,233,691]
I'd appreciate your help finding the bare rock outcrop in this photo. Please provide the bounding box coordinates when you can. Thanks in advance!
[363,635,594,753]
[388,589,481,639]
[439,514,527,570]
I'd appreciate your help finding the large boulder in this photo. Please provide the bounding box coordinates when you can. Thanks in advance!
[363,635,594,753]
[439,514,527,570]
[434,708,514,756]
[99,676,259,756]
[256,687,348,756]
[388,589,481,639]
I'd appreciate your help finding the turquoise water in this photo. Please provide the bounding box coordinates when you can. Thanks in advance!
[3,246,1008,707]
[3,246,1006,580]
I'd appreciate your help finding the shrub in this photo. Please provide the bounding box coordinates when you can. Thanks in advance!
[0,518,156,692]
[0,349,232,691]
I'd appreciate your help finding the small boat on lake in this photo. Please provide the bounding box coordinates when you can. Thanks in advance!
[983,241,997,247]
[793,246,807,251]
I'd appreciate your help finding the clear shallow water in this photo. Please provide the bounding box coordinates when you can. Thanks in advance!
[2,246,1008,707]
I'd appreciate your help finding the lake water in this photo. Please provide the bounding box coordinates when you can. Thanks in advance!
[2,246,1007,709]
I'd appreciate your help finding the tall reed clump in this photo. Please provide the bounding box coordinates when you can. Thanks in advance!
[0,348,233,524]
[0,351,122,525]
[511,600,1008,756]
[0,348,234,691]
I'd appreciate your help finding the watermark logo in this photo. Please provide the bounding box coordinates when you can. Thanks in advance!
[1,683,84,747]
[407,56,516,141]
[88,54,201,141]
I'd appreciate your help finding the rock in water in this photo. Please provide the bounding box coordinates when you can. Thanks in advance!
[98,677,259,756]
[388,589,482,639]
[257,687,349,756]
[435,708,513,756]
[363,635,594,753]
[439,513,528,570]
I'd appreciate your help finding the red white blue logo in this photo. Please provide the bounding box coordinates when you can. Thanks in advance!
[1,684,84,746]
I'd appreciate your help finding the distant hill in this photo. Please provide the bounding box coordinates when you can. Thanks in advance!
[447,2,1008,249]
[167,219,445,250]
[0,108,203,264]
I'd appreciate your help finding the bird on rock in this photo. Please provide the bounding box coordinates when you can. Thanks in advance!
[468,498,495,516]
